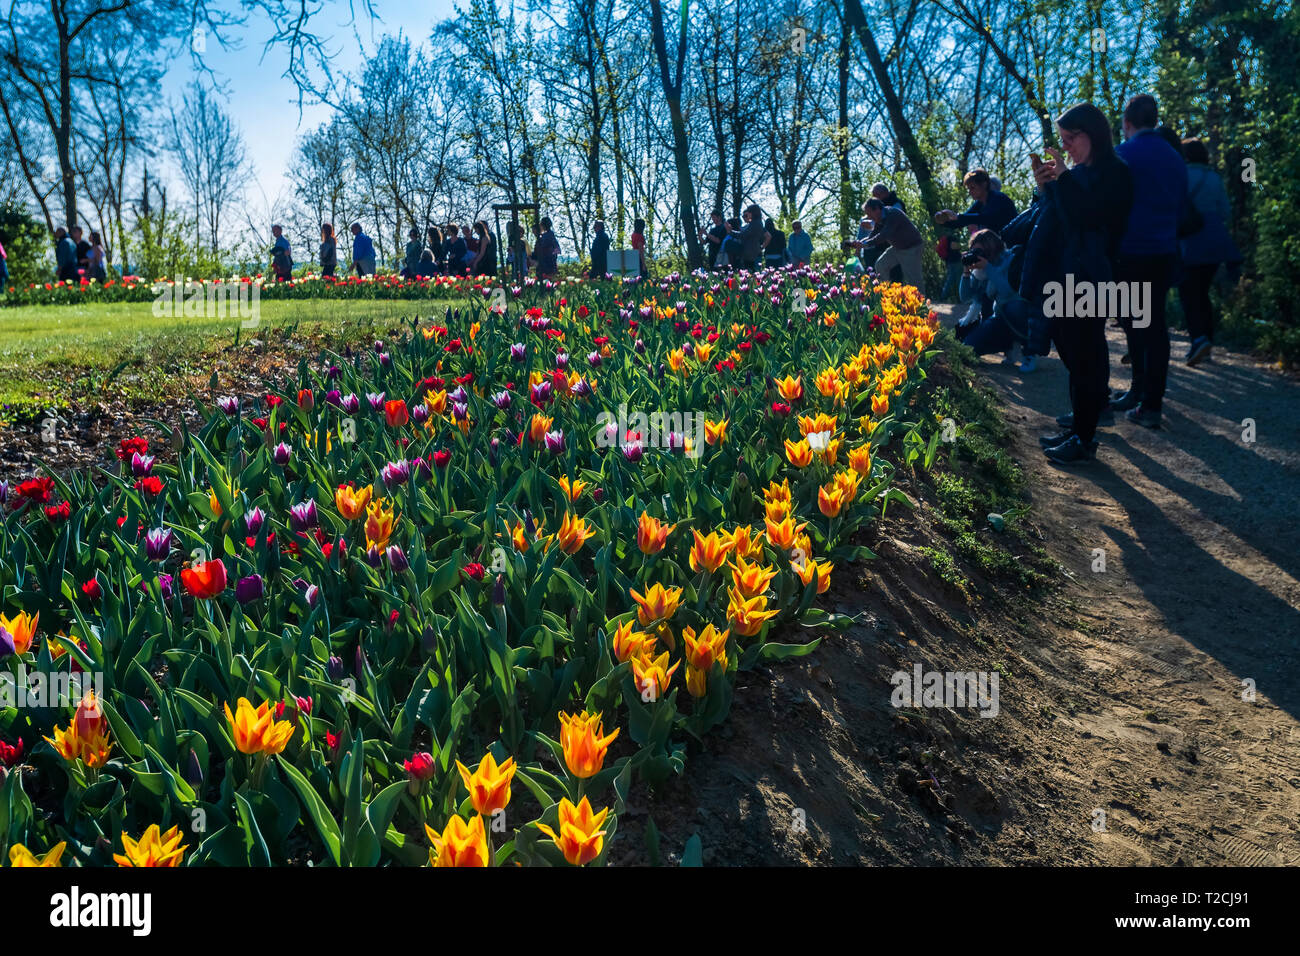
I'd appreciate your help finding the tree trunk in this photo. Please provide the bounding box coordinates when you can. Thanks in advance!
[649,0,704,268]
[843,0,941,219]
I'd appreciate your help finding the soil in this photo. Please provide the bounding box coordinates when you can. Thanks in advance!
[614,309,1300,866]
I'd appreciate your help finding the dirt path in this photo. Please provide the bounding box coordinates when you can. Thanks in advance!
[624,308,1299,866]
[960,309,1300,864]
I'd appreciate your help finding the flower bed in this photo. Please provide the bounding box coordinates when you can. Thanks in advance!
[0,268,939,866]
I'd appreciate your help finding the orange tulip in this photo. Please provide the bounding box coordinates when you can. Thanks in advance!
[180,558,227,599]
[682,623,729,672]
[689,529,733,574]
[731,555,777,599]
[0,610,38,654]
[704,418,728,446]
[426,813,490,867]
[794,558,834,594]
[636,512,675,554]
[536,796,609,866]
[45,691,112,769]
[335,482,373,521]
[764,514,806,551]
[849,445,873,476]
[775,375,803,401]
[631,649,680,700]
[555,512,595,554]
[558,475,586,502]
[727,589,780,637]
[558,710,620,778]
[224,697,296,755]
[384,399,409,427]
[457,751,517,817]
[629,583,682,627]
[818,483,845,518]
[113,825,187,868]
[784,438,813,468]
[609,620,656,663]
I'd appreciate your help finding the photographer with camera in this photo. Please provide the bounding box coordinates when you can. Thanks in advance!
[954,229,1033,367]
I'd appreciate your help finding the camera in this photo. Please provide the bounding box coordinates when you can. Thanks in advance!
[961,251,983,266]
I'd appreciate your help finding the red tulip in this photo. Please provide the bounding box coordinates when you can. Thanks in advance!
[384,399,409,427]
[180,559,228,599]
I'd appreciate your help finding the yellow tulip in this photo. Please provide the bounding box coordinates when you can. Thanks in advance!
[558,475,586,502]
[536,796,609,866]
[849,445,873,476]
[558,710,620,778]
[555,512,595,554]
[784,438,813,468]
[727,525,765,561]
[529,413,553,443]
[9,842,66,867]
[704,418,728,446]
[764,514,806,551]
[425,813,490,867]
[45,691,112,769]
[871,391,890,417]
[682,623,729,672]
[631,649,680,700]
[335,483,372,521]
[685,664,709,698]
[636,512,675,554]
[456,751,517,817]
[794,558,834,594]
[775,374,803,401]
[726,589,780,637]
[629,583,683,627]
[834,469,861,503]
[689,529,734,574]
[224,697,296,756]
[609,620,656,664]
[0,610,38,654]
[818,483,845,518]
[731,555,777,599]
[364,499,396,551]
[113,825,187,868]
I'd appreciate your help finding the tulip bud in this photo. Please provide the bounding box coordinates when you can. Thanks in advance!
[184,750,204,787]
[235,574,264,605]
[386,545,409,573]
[327,655,345,681]
[492,574,505,605]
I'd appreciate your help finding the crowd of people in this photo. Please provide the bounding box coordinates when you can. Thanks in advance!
[932,94,1241,464]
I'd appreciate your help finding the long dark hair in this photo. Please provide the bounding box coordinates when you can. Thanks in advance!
[1056,102,1116,165]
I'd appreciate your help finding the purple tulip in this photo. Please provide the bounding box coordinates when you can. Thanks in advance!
[452,402,469,423]
[492,574,505,606]
[273,442,293,466]
[0,627,14,659]
[622,440,644,463]
[303,584,320,607]
[326,364,342,381]
[379,352,391,367]
[544,430,565,455]
[381,459,410,488]
[386,545,409,573]
[366,545,384,567]
[327,655,345,681]
[367,392,386,412]
[571,378,592,398]
[413,456,432,480]
[341,393,361,414]
[158,573,174,601]
[245,506,266,535]
[449,385,468,404]
[145,527,174,561]
[185,750,204,787]
[0,481,7,507]
[235,574,264,604]
[411,404,430,424]
[593,487,605,503]
[217,396,239,415]
[289,499,318,532]
[325,389,342,407]
[586,351,602,367]
[510,343,526,361]
[131,452,154,477]
[555,351,569,368]
[491,390,512,410]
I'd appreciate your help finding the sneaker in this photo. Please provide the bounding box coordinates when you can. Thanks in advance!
[1018,355,1038,373]
[1110,389,1143,412]
[1001,343,1022,365]
[1039,429,1075,448]
[1186,337,1213,367]
[1055,412,1074,429]
[1125,405,1162,429]
[1043,435,1096,464]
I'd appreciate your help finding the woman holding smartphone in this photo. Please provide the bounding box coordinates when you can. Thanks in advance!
[1033,103,1134,464]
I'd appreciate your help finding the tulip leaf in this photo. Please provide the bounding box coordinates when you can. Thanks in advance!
[278,757,343,866]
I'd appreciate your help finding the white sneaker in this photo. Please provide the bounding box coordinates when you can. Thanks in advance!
[958,302,981,327]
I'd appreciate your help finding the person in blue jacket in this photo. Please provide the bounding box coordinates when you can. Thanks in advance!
[953,229,1031,363]
[1111,94,1187,429]
[935,168,1018,233]
[1177,137,1241,366]
[350,222,377,276]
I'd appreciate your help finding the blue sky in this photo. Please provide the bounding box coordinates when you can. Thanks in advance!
[161,1,458,213]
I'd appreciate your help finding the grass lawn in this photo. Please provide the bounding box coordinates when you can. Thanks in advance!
[0,298,462,414]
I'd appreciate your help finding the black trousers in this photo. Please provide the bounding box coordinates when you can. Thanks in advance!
[1178,262,1218,343]
[1053,315,1110,445]
[1117,253,1176,412]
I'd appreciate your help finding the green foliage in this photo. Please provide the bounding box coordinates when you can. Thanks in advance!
[0,204,49,289]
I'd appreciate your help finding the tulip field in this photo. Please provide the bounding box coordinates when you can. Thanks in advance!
[0,267,941,866]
